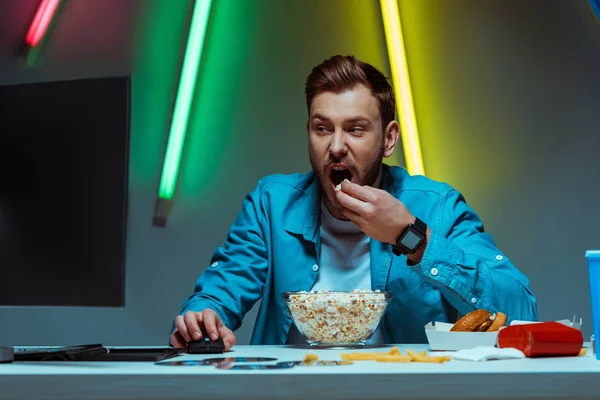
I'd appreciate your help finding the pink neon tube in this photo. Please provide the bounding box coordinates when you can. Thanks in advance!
[25,0,60,47]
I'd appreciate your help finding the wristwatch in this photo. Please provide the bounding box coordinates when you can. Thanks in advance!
[392,216,427,256]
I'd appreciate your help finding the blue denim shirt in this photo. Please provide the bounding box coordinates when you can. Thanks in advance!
[179,165,538,344]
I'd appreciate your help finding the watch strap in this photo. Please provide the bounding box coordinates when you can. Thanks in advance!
[412,216,427,236]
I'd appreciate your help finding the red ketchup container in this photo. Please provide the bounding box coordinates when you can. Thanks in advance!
[497,322,583,357]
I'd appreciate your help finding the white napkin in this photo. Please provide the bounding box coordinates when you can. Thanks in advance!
[447,346,525,362]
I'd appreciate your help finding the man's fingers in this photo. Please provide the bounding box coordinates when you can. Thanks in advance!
[174,315,191,342]
[341,208,365,227]
[336,189,368,215]
[183,312,203,341]
[170,330,186,348]
[174,309,231,347]
[340,180,378,202]
[219,325,237,352]
[202,311,220,341]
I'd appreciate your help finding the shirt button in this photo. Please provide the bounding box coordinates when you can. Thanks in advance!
[471,297,477,304]
[312,264,319,272]
[211,262,219,267]
[496,255,503,261]
[430,267,439,276]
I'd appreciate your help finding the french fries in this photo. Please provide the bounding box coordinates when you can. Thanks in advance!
[341,353,379,361]
[374,354,412,362]
[406,349,451,363]
[340,346,402,361]
[339,348,451,363]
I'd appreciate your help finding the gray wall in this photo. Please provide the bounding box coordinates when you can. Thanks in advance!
[401,0,600,335]
[0,0,598,346]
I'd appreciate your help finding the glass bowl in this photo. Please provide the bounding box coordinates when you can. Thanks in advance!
[283,290,392,347]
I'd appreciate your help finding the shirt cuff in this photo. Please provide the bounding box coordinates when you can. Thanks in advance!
[412,230,458,286]
[407,230,497,315]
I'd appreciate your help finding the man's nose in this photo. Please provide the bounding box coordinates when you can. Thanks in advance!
[329,130,347,158]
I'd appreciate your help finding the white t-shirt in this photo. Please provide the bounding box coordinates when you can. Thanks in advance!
[286,202,384,345]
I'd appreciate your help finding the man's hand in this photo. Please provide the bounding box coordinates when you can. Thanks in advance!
[170,309,237,351]
[335,180,429,263]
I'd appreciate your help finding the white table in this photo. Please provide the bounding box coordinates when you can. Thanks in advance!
[0,344,599,400]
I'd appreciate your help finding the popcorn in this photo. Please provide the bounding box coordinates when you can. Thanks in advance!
[335,179,350,192]
[285,290,389,344]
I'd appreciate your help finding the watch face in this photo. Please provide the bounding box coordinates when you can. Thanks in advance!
[401,229,423,250]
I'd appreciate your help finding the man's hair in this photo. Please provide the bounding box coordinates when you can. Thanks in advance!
[304,55,396,129]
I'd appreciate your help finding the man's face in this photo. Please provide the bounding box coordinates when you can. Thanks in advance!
[307,84,396,219]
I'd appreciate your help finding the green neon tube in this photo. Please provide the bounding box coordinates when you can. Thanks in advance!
[158,0,212,200]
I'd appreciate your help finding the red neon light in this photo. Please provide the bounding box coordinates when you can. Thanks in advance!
[25,0,60,47]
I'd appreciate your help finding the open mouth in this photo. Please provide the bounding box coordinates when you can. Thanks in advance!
[330,166,353,187]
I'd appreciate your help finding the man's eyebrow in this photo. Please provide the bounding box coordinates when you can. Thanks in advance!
[345,117,372,125]
[311,113,330,122]
[311,114,372,125]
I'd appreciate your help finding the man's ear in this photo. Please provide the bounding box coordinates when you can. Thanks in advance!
[383,120,400,158]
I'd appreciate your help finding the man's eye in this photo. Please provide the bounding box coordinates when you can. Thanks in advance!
[348,127,364,134]
[316,126,329,133]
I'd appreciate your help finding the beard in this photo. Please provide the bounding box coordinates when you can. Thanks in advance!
[309,143,385,219]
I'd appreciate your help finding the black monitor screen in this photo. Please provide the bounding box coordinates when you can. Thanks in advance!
[0,77,129,307]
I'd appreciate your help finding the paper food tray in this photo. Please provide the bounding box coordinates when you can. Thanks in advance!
[425,317,582,351]
[425,322,498,351]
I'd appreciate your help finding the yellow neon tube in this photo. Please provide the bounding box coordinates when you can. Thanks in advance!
[380,0,425,176]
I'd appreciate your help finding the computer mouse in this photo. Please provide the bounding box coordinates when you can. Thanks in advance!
[187,336,226,354]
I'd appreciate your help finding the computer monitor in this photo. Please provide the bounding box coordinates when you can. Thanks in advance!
[0,76,130,307]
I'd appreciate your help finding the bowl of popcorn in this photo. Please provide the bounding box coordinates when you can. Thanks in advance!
[283,289,392,346]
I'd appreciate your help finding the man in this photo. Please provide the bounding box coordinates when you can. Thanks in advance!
[170,55,538,351]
